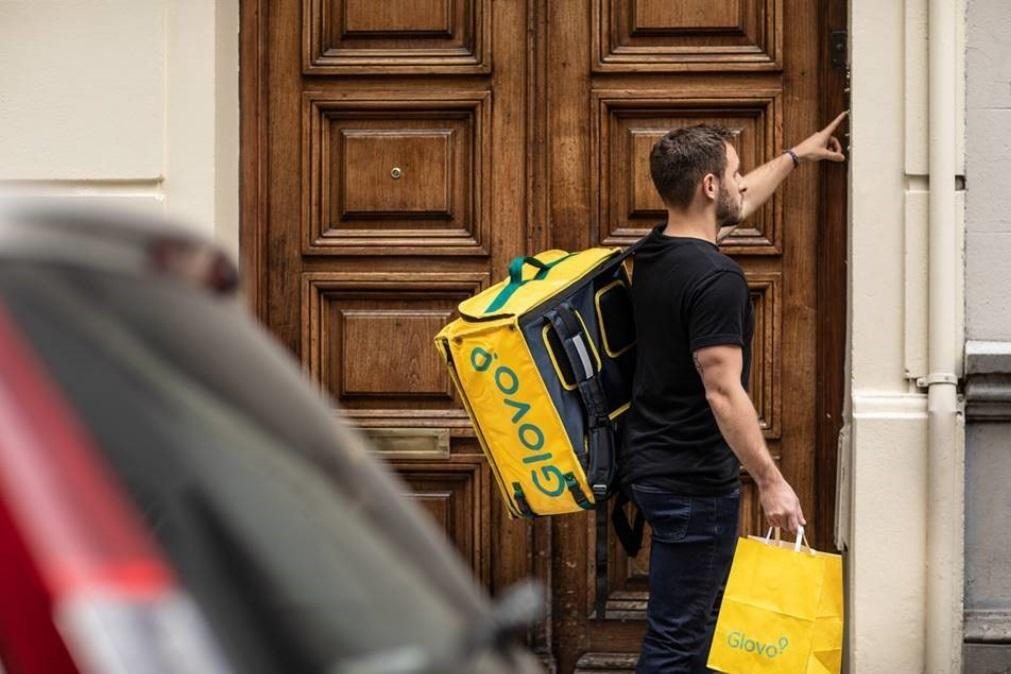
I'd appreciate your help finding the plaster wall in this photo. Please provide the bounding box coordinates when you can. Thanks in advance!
[846,395,929,672]
[846,0,966,670]
[0,0,239,259]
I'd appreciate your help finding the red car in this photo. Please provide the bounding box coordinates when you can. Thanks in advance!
[0,206,543,674]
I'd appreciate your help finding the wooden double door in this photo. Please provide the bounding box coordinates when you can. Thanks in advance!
[242,0,846,670]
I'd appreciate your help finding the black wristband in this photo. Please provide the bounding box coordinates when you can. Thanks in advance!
[784,148,800,168]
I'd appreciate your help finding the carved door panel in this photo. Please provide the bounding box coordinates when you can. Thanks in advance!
[545,2,839,672]
[246,1,844,672]
[254,0,537,628]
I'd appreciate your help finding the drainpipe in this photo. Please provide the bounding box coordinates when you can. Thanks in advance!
[924,0,962,670]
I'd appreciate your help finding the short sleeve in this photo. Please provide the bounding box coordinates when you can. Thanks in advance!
[686,271,749,353]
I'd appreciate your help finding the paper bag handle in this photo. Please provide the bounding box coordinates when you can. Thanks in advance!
[764,526,813,553]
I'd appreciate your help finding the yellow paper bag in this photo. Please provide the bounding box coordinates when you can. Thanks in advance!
[707,530,843,674]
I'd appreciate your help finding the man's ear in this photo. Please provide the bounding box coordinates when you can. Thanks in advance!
[702,173,718,200]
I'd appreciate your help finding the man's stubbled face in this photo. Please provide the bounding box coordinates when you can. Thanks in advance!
[715,142,746,229]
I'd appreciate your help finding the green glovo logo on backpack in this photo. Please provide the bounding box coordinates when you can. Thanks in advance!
[470,346,566,498]
[727,632,789,659]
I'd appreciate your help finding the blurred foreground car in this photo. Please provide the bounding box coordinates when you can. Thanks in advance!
[0,207,543,674]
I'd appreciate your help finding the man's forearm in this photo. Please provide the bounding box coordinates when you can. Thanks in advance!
[740,152,794,220]
[739,112,849,221]
[706,385,782,488]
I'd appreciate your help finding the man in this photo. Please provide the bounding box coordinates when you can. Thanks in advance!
[623,114,848,673]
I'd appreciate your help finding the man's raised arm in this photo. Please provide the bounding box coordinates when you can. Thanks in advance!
[739,111,849,221]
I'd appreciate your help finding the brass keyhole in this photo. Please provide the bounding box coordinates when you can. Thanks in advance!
[391,167,403,179]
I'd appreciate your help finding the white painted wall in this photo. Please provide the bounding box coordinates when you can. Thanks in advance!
[844,0,966,671]
[0,0,240,260]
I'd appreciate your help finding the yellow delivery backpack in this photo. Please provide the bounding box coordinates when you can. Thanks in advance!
[435,246,639,520]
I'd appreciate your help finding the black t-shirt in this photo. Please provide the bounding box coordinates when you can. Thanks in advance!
[621,225,754,496]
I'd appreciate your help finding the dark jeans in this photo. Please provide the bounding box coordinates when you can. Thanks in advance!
[631,484,741,674]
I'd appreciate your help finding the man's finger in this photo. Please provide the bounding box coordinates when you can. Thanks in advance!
[823,110,849,135]
[827,137,842,153]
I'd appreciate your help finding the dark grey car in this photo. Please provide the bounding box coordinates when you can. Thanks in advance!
[0,206,544,674]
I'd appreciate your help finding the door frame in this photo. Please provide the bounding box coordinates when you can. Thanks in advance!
[239,0,270,323]
[814,0,848,552]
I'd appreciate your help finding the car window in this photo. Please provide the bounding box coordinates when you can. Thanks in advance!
[30,261,488,617]
[0,264,494,673]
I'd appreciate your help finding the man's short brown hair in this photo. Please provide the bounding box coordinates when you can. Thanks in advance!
[649,124,735,210]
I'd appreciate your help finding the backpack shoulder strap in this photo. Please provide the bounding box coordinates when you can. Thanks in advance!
[593,490,645,620]
[618,231,652,260]
[610,490,645,558]
[545,302,615,497]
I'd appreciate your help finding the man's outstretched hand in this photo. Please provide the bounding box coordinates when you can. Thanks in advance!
[792,111,848,163]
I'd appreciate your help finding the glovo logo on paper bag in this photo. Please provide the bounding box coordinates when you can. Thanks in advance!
[726,632,789,660]
[468,346,566,498]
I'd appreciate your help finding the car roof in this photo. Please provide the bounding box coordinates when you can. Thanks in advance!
[0,202,238,294]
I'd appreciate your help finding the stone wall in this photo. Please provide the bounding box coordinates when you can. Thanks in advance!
[964,0,1011,669]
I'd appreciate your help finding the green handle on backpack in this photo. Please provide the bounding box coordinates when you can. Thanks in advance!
[508,256,552,285]
[486,254,573,314]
